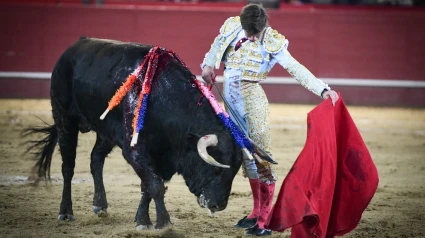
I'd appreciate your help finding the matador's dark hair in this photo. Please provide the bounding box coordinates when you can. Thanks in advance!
[240,4,268,36]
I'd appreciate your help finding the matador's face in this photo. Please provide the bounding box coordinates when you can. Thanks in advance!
[244,30,261,42]
[244,28,266,42]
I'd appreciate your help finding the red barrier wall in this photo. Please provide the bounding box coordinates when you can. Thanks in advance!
[0,3,424,106]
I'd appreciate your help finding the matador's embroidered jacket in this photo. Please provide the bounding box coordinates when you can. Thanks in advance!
[201,16,331,97]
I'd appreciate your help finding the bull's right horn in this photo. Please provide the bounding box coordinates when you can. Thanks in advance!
[197,134,230,169]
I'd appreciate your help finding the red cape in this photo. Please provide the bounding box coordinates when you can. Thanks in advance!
[266,95,379,238]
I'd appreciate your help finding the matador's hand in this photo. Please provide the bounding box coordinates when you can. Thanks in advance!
[322,90,339,106]
[201,66,214,85]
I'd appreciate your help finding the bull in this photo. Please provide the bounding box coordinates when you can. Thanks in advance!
[25,37,243,229]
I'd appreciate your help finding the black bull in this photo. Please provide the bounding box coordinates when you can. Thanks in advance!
[25,37,243,229]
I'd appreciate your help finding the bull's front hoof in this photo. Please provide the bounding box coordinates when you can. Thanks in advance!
[92,206,108,217]
[136,224,154,231]
[58,214,75,221]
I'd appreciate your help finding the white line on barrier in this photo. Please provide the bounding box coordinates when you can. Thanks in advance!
[0,72,51,79]
[1,71,424,88]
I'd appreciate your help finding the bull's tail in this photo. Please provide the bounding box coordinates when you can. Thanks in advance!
[22,123,58,180]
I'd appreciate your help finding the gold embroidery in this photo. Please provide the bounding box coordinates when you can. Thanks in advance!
[263,27,286,54]
[214,18,242,69]
[241,71,269,82]
[225,58,262,72]
[220,16,241,37]
[247,50,263,63]
[250,42,260,49]
[244,61,261,72]
[240,82,276,182]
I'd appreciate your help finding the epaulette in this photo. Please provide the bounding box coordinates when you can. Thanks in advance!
[219,16,242,37]
[263,27,286,54]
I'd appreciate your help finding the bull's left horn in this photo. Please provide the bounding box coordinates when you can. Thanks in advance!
[197,135,230,169]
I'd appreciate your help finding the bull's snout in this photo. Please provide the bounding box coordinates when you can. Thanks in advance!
[197,194,227,213]
[208,203,226,213]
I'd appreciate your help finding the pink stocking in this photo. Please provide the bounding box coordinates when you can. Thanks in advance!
[247,178,260,219]
[256,182,275,229]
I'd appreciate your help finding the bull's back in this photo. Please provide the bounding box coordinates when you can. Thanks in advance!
[51,37,152,140]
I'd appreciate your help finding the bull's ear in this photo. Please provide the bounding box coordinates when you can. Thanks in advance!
[186,132,200,149]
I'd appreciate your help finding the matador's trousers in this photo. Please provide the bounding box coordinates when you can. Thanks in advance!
[223,71,277,183]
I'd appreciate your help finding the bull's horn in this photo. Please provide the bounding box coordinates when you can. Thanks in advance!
[197,134,230,169]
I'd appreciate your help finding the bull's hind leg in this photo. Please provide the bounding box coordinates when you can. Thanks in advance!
[55,116,79,221]
[122,144,171,230]
[90,134,114,217]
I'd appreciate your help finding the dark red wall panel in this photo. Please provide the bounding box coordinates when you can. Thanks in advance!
[1,4,425,79]
[0,4,424,106]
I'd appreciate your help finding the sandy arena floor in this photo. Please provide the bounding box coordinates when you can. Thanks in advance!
[0,99,424,238]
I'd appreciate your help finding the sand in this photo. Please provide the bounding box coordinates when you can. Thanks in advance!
[0,99,424,238]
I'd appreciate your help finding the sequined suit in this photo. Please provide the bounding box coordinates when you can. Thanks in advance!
[201,16,330,183]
